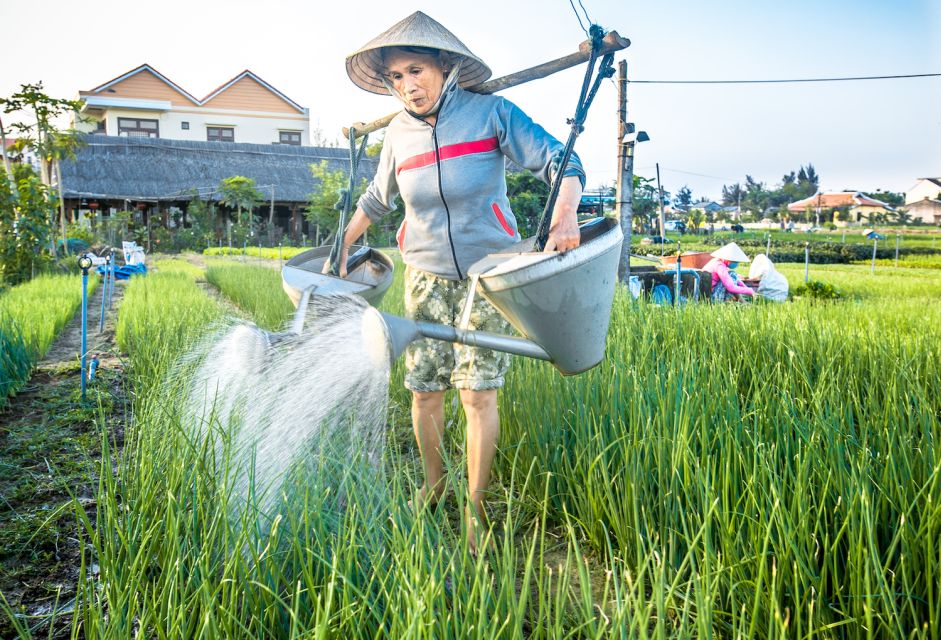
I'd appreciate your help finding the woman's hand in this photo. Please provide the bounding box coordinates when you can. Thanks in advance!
[543,207,580,252]
[542,176,583,253]
[322,247,349,278]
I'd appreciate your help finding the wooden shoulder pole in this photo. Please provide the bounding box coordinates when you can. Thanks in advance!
[343,31,630,139]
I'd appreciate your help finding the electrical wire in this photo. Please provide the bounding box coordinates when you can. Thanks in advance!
[628,73,941,84]
[567,0,589,35]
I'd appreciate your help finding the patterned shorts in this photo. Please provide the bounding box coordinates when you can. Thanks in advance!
[404,265,512,392]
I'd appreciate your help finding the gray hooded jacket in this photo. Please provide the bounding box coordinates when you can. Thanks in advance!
[358,86,585,280]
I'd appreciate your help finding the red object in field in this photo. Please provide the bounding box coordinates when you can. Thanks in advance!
[88,202,99,210]
[659,252,713,270]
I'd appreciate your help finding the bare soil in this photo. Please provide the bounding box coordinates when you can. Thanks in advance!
[0,279,128,639]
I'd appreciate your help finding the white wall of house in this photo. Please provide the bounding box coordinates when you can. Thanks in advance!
[77,105,310,146]
[905,179,941,205]
[907,200,941,225]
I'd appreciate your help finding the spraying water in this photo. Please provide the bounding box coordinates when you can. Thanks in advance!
[183,294,392,531]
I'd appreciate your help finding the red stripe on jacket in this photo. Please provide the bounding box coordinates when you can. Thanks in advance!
[397,137,499,175]
[491,203,514,236]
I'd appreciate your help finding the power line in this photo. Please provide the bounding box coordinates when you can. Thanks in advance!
[636,166,738,182]
[628,72,941,85]
[567,0,589,35]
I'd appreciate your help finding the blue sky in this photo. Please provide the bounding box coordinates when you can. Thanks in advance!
[2,0,938,200]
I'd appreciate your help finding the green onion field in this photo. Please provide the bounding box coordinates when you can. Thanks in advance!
[2,251,939,638]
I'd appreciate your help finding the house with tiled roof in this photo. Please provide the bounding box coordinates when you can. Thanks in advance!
[787,191,893,224]
[905,177,941,205]
[71,64,310,146]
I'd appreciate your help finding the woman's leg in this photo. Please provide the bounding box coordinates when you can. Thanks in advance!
[460,388,499,552]
[412,390,447,504]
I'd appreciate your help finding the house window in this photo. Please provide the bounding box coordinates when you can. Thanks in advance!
[279,131,301,145]
[181,121,190,130]
[118,117,159,138]
[207,126,235,142]
[94,120,106,135]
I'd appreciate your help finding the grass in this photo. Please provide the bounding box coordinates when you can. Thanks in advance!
[0,274,98,407]
[203,245,311,260]
[18,254,938,637]
[204,262,295,331]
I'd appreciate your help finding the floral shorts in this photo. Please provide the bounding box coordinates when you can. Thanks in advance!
[403,265,512,392]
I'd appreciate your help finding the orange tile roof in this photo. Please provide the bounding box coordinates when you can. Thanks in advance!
[787,191,891,211]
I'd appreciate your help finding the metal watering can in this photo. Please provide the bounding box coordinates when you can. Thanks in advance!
[282,217,623,375]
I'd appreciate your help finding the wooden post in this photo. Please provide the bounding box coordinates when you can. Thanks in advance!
[615,60,633,283]
[290,204,299,245]
[656,162,666,256]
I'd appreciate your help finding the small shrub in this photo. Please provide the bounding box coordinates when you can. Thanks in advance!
[792,279,842,300]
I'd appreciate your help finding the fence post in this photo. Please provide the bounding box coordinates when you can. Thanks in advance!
[766,233,771,257]
[871,239,878,274]
[804,242,810,283]
[894,233,900,268]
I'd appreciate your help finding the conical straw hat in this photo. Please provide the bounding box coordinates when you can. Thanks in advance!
[346,11,492,95]
[710,242,750,263]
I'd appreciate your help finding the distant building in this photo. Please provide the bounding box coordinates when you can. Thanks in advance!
[907,198,941,225]
[72,64,310,146]
[787,191,893,223]
[58,136,378,245]
[905,178,941,205]
[689,200,722,214]
[1,138,40,172]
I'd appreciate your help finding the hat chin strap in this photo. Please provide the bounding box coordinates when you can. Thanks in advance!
[383,59,464,120]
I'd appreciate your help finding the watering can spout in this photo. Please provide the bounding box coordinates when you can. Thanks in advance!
[377,311,422,362]
[362,308,552,368]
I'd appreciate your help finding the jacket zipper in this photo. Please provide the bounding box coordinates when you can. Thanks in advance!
[431,123,463,280]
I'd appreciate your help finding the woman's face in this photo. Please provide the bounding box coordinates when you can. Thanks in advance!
[382,49,447,116]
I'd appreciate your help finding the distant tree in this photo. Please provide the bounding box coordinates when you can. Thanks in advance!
[0,163,56,285]
[742,175,771,215]
[1,83,86,253]
[721,182,744,208]
[306,161,370,244]
[506,172,549,237]
[796,163,818,199]
[632,175,658,231]
[674,185,693,210]
[218,176,263,243]
[874,190,904,207]
[893,208,913,225]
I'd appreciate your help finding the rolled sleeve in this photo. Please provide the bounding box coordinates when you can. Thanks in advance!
[356,137,400,223]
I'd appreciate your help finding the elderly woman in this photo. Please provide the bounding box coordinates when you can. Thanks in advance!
[702,242,756,302]
[331,11,585,552]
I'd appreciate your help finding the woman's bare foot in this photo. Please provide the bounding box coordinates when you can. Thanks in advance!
[408,483,447,510]
[465,504,495,557]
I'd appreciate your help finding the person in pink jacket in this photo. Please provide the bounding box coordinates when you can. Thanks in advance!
[702,242,756,302]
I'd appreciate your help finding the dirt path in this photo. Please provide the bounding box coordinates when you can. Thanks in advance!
[0,279,128,639]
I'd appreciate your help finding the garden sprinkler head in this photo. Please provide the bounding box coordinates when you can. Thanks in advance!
[78,254,93,274]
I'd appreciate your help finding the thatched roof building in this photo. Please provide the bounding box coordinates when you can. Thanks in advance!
[58,135,379,245]
[60,135,376,203]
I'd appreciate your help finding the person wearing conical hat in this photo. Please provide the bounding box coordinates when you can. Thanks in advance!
[332,11,587,553]
[702,242,756,302]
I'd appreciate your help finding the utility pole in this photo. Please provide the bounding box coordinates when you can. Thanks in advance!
[615,60,633,282]
[656,162,666,256]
